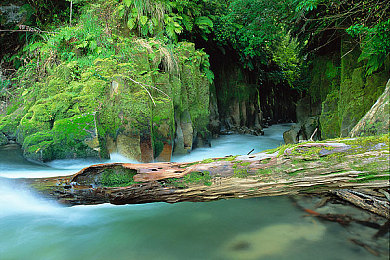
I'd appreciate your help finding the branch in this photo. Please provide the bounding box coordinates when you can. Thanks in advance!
[0,29,56,34]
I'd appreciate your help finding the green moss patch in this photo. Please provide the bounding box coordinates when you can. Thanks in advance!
[163,171,212,188]
[100,167,138,187]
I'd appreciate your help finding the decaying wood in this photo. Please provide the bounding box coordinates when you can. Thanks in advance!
[22,138,390,214]
[332,189,390,218]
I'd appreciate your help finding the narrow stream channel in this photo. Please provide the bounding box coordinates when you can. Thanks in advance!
[0,124,387,260]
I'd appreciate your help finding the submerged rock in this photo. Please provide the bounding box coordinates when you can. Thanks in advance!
[221,223,325,260]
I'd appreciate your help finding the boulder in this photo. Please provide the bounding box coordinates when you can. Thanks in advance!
[283,124,301,144]
[349,79,390,137]
[303,116,320,141]
[283,117,320,144]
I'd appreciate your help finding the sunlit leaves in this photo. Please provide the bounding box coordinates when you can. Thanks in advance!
[295,0,323,11]
[348,19,390,75]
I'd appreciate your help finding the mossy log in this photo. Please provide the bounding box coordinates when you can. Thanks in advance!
[23,135,389,216]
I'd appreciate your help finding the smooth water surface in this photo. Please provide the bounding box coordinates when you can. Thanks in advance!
[0,124,387,260]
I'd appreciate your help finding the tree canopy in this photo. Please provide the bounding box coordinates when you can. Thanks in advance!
[1,0,389,91]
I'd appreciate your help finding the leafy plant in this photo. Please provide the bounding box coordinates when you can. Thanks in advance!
[347,19,390,75]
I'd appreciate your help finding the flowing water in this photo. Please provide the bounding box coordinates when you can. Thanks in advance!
[0,124,388,260]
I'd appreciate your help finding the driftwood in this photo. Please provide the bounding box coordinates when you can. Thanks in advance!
[332,189,390,218]
[23,136,390,216]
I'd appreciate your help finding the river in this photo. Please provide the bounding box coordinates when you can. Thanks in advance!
[0,124,388,260]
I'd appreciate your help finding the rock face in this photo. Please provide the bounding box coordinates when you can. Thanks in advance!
[0,132,7,146]
[349,79,390,137]
[301,35,389,140]
[211,55,297,136]
[0,41,210,162]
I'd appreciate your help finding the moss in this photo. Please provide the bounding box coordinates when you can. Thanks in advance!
[164,171,212,188]
[315,36,389,139]
[100,167,138,187]
[151,96,174,159]
[22,131,54,161]
[352,175,389,183]
[174,42,210,135]
[233,161,251,178]
[0,108,24,137]
[259,158,272,164]
[2,34,212,162]
[264,143,296,157]
[201,158,216,164]
[223,155,238,161]
[256,168,273,175]
[343,133,389,148]
[320,90,340,139]
[16,113,51,144]
[289,146,323,160]
[309,54,340,103]
[51,113,106,159]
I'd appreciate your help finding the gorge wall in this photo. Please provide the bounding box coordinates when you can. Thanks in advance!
[285,35,389,143]
[209,53,298,136]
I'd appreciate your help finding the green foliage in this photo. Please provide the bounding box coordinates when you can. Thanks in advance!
[295,0,323,11]
[347,19,390,75]
[119,0,217,42]
[290,0,389,75]
[273,34,302,88]
[214,0,286,68]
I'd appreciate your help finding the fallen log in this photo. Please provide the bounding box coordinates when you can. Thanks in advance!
[22,135,390,213]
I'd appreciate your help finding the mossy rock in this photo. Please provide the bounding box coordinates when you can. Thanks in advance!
[175,42,210,134]
[51,113,107,159]
[338,67,388,137]
[16,113,51,145]
[320,90,340,139]
[1,35,212,162]
[152,97,174,160]
[22,131,54,161]
[0,107,25,138]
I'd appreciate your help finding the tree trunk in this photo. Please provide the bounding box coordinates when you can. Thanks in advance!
[23,135,389,215]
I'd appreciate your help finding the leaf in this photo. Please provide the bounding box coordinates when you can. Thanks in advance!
[127,18,136,30]
[148,20,154,35]
[182,14,193,31]
[89,40,97,51]
[26,42,44,52]
[123,0,132,7]
[140,16,148,26]
[195,16,213,29]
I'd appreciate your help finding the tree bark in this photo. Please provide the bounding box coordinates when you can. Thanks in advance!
[22,136,390,216]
